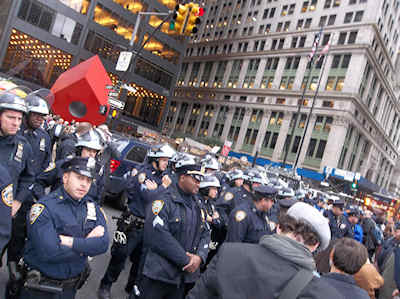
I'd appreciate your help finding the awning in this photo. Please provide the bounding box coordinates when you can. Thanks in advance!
[358,177,380,194]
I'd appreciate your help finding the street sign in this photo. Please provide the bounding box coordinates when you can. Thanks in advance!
[108,97,125,110]
[108,91,120,97]
[116,51,133,72]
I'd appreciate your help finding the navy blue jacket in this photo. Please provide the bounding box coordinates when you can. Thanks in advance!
[21,127,51,175]
[55,133,77,161]
[324,210,353,240]
[142,183,210,285]
[126,163,166,218]
[226,200,274,243]
[0,134,35,203]
[0,164,13,254]
[216,186,252,222]
[321,273,369,299]
[24,187,109,280]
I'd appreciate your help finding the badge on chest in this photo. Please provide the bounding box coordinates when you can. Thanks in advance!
[86,202,97,221]
[14,143,24,162]
[39,138,45,152]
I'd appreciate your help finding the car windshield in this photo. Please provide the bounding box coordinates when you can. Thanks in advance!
[111,135,130,157]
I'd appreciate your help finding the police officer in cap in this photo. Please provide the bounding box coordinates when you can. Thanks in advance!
[0,91,35,299]
[226,185,277,243]
[98,144,174,299]
[138,154,210,299]
[324,199,353,240]
[20,157,109,299]
[35,129,105,201]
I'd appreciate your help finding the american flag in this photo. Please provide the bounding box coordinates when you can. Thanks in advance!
[308,28,323,60]
[316,38,331,62]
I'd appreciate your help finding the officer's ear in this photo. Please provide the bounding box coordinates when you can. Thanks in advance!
[62,172,69,185]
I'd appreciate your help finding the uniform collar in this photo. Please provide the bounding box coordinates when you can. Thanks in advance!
[0,133,17,145]
[57,186,88,206]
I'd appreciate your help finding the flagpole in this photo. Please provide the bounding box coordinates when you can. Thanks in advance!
[282,28,323,170]
[293,35,332,172]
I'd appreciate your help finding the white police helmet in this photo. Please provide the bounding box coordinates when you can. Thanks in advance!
[0,91,27,114]
[244,169,264,184]
[75,129,103,151]
[147,144,175,159]
[229,169,245,181]
[25,88,53,115]
[200,175,221,189]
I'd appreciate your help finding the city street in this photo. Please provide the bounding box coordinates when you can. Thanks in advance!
[0,203,131,299]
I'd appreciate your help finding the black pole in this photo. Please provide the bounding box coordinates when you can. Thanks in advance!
[293,36,330,171]
[282,28,323,168]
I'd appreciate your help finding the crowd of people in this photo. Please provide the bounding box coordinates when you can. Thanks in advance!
[0,87,399,299]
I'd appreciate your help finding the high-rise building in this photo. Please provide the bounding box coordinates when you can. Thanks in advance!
[0,0,184,132]
[168,0,400,195]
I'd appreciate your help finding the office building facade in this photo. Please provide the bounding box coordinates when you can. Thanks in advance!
[167,0,400,194]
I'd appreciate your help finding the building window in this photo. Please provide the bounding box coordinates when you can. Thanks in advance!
[322,100,334,107]
[327,14,336,25]
[315,140,327,158]
[270,132,279,149]
[59,0,90,14]
[348,31,358,43]
[276,98,286,104]
[335,77,345,91]
[338,32,347,45]
[291,136,301,153]
[344,12,353,23]
[306,138,317,157]
[2,29,73,88]
[354,11,364,22]
[325,77,335,90]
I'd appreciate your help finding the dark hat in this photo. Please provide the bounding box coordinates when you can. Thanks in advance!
[61,157,96,178]
[279,199,298,209]
[332,199,345,207]
[253,185,278,201]
[347,208,360,217]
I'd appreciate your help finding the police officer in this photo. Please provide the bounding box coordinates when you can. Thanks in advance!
[22,89,52,176]
[346,208,363,243]
[138,154,210,299]
[98,144,174,299]
[35,129,105,202]
[226,185,277,243]
[201,154,220,175]
[324,199,353,240]
[20,157,109,299]
[198,175,224,267]
[0,91,35,299]
[0,164,13,263]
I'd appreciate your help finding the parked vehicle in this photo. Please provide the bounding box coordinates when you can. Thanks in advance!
[104,133,151,209]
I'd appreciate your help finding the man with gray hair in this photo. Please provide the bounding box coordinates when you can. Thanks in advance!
[187,202,344,299]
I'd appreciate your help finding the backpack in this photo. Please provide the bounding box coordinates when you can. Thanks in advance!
[373,224,384,246]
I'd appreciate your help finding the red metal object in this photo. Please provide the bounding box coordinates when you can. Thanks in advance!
[110,159,121,173]
[198,7,204,16]
[50,55,112,126]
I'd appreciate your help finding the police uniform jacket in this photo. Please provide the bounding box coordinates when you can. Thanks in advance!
[321,273,370,299]
[126,163,166,218]
[324,209,353,240]
[55,133,77,161]
[226,199,274,243]
[142,183,211,285]
[24,187,109,280]
[0,164,13,253]
[0,134,35,203]
[21,127,51,175]
[217,186,252,223]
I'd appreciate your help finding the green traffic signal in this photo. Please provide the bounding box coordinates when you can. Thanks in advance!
[351,182,357,189]
[169,20,175,30]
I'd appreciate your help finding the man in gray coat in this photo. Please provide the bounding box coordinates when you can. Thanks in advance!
[187,202,344,299]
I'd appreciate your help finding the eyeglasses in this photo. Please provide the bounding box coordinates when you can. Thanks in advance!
[188,174,204,182]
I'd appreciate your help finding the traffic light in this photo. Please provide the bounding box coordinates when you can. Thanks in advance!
[351,179,358,190]
[111,108,118,119]
[172,4,189,34]
[184,3,203,35]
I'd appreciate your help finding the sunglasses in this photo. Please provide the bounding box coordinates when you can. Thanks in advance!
[188,174,204,182]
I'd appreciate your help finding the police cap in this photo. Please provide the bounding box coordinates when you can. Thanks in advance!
[279,199,298,209]
[253,185,278,201]
[347,208,360,217]
[61,157,96,178]
[332,199,345,208]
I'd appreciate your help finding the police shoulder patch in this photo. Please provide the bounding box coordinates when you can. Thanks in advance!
[30,204,45,224]
[138,173,146,184]
[152,200,164,215]
[224,192,234,201]
[1,184,13,207]
[235,210,247,222]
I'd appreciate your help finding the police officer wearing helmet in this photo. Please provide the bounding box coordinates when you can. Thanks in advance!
[35,129,105,201]
[98,144,174,299]
[324,199,353,240]
[0,91,35,299]
[226,185,277,243]
[20,157,109,299]
[201,154,220,174]
[198,175,224,267]
[138,154,210,299]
